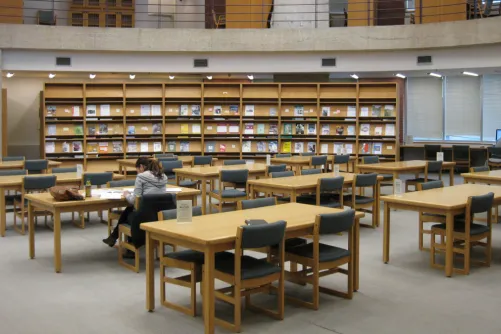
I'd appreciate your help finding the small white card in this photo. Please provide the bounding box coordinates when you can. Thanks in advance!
[437,152,444,161]
[76,164,83,178]
[176,200,192,223]
[394,179,404,195]
[334,164,340,176]
[266,154,271,166]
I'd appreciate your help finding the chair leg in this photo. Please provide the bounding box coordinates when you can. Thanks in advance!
[234,284,242,333]
[312,262,320,310]
[418,217,424,251]
[430,231,436,267]
[486,234,492,266]
[464,240,470,275]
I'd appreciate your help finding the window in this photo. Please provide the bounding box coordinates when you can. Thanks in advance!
[482,75,501,142]
[444,76,481,141]
[406,77,443,140]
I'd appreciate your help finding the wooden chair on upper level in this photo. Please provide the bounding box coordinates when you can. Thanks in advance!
[212,9,226,29]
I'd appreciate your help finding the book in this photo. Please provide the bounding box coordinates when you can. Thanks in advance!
[99,142,109,154]
[294,105,304,117]
[45,142,55,154]
[153,142,162,152]
[47,125,56,136]
[72,141,83,153]
[242,141,251,153]
[140,142,149,153]
[321,124,330,135]
[62,142,70,153]
[283,123,292,135]
[244,123,254,134]
[47,106,56,117]
[112,141,123,153]
[228,125,239,133]
[295,123,305,135]
[307,142,316,153]
[294,142,304,153]
[127,125,136,135]
[385,124,395,136]
[345,143,353,154]
[321,106,330,117]
[257,141,266,152]
[191,105,201,116]
[360,124,370,136]
[268,141,278,153]
[72,106,80,117]
[151,105,162,116]
[373,142,383,155]
[219,144,226,152]
[347,125,355,136]
[282,141,291,153]
[245,105,255,116]
[374,126,383,135]
[205,141,215,153]
[347,105,356,117]
[360,107,369,117]
[140,105,151,116]
[384,105,394,117]
[214,105,222,115]
[217,124,227,134]
[320,143,329,154]
[257,124,265,134]
[372,105,382,117]
[87,143,98,154]
[86,105,96,117]
[269,124,278,135]
[230,105,239,115]
[269,107,277,117]
[152,123,162,134]
[180,124,189,134]
[98,124,108,135]
[359,142,372,154]
[127,141,138,153]
[74,125,84,136]
[100,104,110,117]
[333,143,343,155]
[180,105,189,116]
[167,141,176,152]
[87,125,96,136]
[307,124,316,135]
[335,126,344,135]
[192,124,201,134]
[180,141,190,152]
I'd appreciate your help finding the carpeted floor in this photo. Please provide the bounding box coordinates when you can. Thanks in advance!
[2,174,501,334]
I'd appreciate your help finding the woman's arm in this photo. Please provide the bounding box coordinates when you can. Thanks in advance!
[125,177,142,205]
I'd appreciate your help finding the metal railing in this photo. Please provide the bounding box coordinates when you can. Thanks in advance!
[0,0,499,29]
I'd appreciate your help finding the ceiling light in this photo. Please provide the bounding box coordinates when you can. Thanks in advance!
[169,75,175,80]
[48,73,56,79]
[350,74,359,80]
[428,72,442,78]
[206,75,213,80]
[247,74,254,80]
[6,72,14,78]
[89,73,96,79]
[395,73,406,79]
[462,71,479,77]
[129,74,136,80]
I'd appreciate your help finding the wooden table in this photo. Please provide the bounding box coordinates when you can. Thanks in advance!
[141,203,364,334]
[271,155,357,173]
[462,170,501,185]
[381,184,501,277]
[174,163,267,215]
[0,160,62,171]
[117,157,196,176]
[0,172,124,237]
[26,184,200,273]
[357,160,456,190]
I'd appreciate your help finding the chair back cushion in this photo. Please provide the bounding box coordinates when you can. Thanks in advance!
[311,156,327,166]
[301,152,315,156]
[240,220,286,249]
[2,156,24,162]
[108,179,136,188]
[52,167,77,173]
[24,175,57,190]
[334,154,350,164]
[471,166,489,172]
[155,154,175,159]
[39,10,55,24]
[162,160,183,175]
[223,159,246,166]
[240,197,276,210]
[221,169,248,183]
[25,159,49,172]
[488,147,501,159]
[159,206,203,220]
[419,180,443,191]
[276,153,291,158]
[193,156,212,166]
[319,209,355,235]
[320,176,345,192]
[427,161,443,173]
[355,173,378,187]
[452,145,470,160]
[0,169,27,176]
[424,145,441,159]
[469,192,494,215]
[267,164,286,174]
[83,172,113,186]
[362,156,379,164]
[301,168,321,175]
[271,171,294,178]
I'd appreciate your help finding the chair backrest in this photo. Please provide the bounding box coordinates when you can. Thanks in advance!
[311,155,327,166]
[354,173,378,187]
[193,156,212,166]
[38,10,55,24]
[240,197,277,210]
[0,169,27,176]
[301,152,315,156]
[362,156,379,164]
[221,169,249,184]
[52,167,77,174]
[452,145,470,160]
[267,164,287,176]
[1,156,25,162]
[158,206,203,220]
[424,145,441,160]
[25,159,48,172]
[155,154,175,159]
[488,147,501,158]
[162,160,183,175]
[158,158,179,168]
[317,209,355,235]
[319,176,345,192]
[426,160,443,173]
[24,175,57,190]
[417,180,443,191]
[107,179,136,188]
[275,153,291,158]
[239,220,286,249]
[223,159,246,166]
[468,192,494,216]
[271,171,294,178]
[82,172,113,186]
[301,168,321,175]
[471,166,490,173]
[334,154,350,164]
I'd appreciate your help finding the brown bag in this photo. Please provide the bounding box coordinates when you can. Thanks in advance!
[49,186,85,201]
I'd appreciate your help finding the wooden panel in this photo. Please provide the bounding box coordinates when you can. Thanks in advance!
[376,0,405,25]
[203,85,240,98]
[2,89,7,155]
[226,0,251,28]
[359,85,397,99]
[165,85,202,99]
[319,85,357,99]
[0,0,23,24]
[249,0,272,28]
[86,84,123,98]
[242,84,278,99]
[348,0,375,26]
[45,104,84,118]
[440,0,466,22]
[45,84,84,99]
[125,84,163,98]
[281,85,317,99]
[416,0,466,23]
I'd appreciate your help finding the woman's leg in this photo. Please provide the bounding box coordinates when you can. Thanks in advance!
[104,206,133,245]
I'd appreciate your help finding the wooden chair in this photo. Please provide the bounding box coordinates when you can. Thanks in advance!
[0,170,26,211]
[209,169,248,212]
[424,144,441,160]
[416,180,445,251]
[118,193,176,273]
[52,167,77,173]
[1,156,25,161]
[193,156,213,190]
[37,10,56,25]
[79,172,113,228]
[430,192,494,275]
[285,210,356,310]
[362,156,393,192]
[212,9,226,29]
[25,159,48,174]
[163,160,197,188]
[223,159,246,166]
[452,145,471,172]
[487,147,501,170]
[157,206,205,317]
[269,171,294,202]
[106,179,136,236]
[212,220,286,332]
[238,197,277,210]
[405,160,443,192]
[309,155,328,173]
[333,154,350,172]
[13,175,56,235]
[266,164,287,177]
[343,173,378,228]
[297,176,345,208]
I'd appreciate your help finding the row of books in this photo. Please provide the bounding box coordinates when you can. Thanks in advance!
[242,141,278,153]
[281,142,317,154]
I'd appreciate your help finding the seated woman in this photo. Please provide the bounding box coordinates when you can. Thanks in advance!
[102,157,168,247]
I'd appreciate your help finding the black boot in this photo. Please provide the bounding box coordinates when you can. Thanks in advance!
[102,236,117,247]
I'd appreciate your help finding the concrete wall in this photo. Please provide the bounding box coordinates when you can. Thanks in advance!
[272,0,329,28]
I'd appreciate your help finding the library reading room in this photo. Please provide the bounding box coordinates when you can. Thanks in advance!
[1,1,501,333]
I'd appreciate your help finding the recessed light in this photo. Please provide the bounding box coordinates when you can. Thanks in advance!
[48,73,56,79]
[247,74,254,80]
[462,71,479,77]
[395,73,406,79]
[350,74,359,80]
[89,73,96,79]
[206,75,213,80]
[169,75,175,80]
[428,72,442,78]
[6,72,14,78]
[129,74,136,80]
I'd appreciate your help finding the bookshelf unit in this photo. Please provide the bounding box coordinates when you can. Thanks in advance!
[41,82,399,170]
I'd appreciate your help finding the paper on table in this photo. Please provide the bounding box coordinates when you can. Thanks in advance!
[100,104,111,116]
[166,187,183,192]
[100,190,123,200]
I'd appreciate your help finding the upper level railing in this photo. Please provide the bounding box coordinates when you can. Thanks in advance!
[0,0,499,29]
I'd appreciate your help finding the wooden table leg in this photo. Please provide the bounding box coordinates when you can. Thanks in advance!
[146,231,155,311]
[449,167,454,186]
[383,202,391,263]
[375,181,381,227]
[445,212,454,277]
[201,176,207,215]
[53,208,62,273]
[250,185,255,199]
[192,194,197,206]
[290,189,297,202]
[29,201,35,259]
[392,172,399,194]
[0,186,5,237]
[203,247,215,334]
[354,218,360,291]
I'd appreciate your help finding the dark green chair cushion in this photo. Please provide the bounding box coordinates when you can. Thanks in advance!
[215,254,281,280]
[287,243,350,262]
[212,189,246,198]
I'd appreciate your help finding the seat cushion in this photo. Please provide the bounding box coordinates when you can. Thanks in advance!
[287,243,350,263]
[406,178,437,183]
[179,180,198,187]
[271,237,307,251]
[4,194,18,205]
[432,222,490,236]
[489,158,501,164]
[212,189,247,198]
[165,250,205,264]
[111,209,124,215]
[343,195,374,205]
[215,254,281,280]
[423,212,445,218]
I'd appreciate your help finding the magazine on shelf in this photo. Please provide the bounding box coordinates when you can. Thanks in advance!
[180,105,189,116]
[192,124,201,134]
[384,105,394,117]
[151,105,162,116]
[228,125,239,133]
[385,124,395,136]
[72,106,80,117]
[269,107,277,117]
[140,142,149,153]
[153,142,162,152]
[257,141,266,153]
[45,142,55,154]
[219,144,227,152]
[295,123,305,135]
[307,142,316,153]
[294,105,304,117]
[47,125,56,136]
[335,126,344,135]
[98,124,108,135]
[360,107,369,117]
[180,141,190,152]
[347,105,356,117]
[140,105,151,116]
[152,123,162,134]
[347,125,355,136]
[217,124,227,134]
[345,143,353,154]
[189,105,199,116]
[268,141,278,153]
[74,125,83,136]
[373,142,383,155]
[230,105,239,115]
[320,143,329,154]
[47,106,56,117]
[257,124,265,135]
[372,105,382,117]
[359,124,370,136]
[112,141,123,153]
[167,141,176,152]
[87,143,98,154]
[205,141,215,153]
[269,124,278,135]
[100,105,110,117]
[242,141,251,153]
[72,141,83,153]
[127,125,136,135]
[359,142,372,154]
[321,124,330,135]
[321,106,330,117]
[62,142,70,153]
[307,124,316,135]
[281,141,291,153]
[294,142,304,153]
[214,105,222,116]
[127,141,138,153]
[86,105,96,117]
[283,123,292,135]
[374,126,383,136]
[244,123,254,134]
[333,143,343,155]
[245,105,255,116]
[99,142,109,154]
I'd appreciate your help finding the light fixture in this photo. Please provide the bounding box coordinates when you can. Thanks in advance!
[247,74,254,80]
[48,73,56,79]
[129,74,136,80]
[462,71,479,77]
[6,72,14,78]
[395,73,406,79]
[428,72,442,78]
[169,75,175,80]
[89,73,96,79]
[206,75,213,80]
[350,74,359,80]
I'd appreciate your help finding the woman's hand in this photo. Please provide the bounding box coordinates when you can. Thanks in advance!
[123,191,131,198]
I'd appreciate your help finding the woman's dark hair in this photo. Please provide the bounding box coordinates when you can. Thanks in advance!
[135,157,149,169]
[135,158,164,180]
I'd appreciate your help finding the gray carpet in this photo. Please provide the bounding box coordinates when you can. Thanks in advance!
[2,174,501,334]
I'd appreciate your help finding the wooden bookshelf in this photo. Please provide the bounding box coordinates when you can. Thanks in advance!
[41,82,399,170]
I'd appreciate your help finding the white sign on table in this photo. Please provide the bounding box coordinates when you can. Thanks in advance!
[334,164,340,176]
[394,179,404,196]
[177,200,192,223]
[436,152,444,161]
